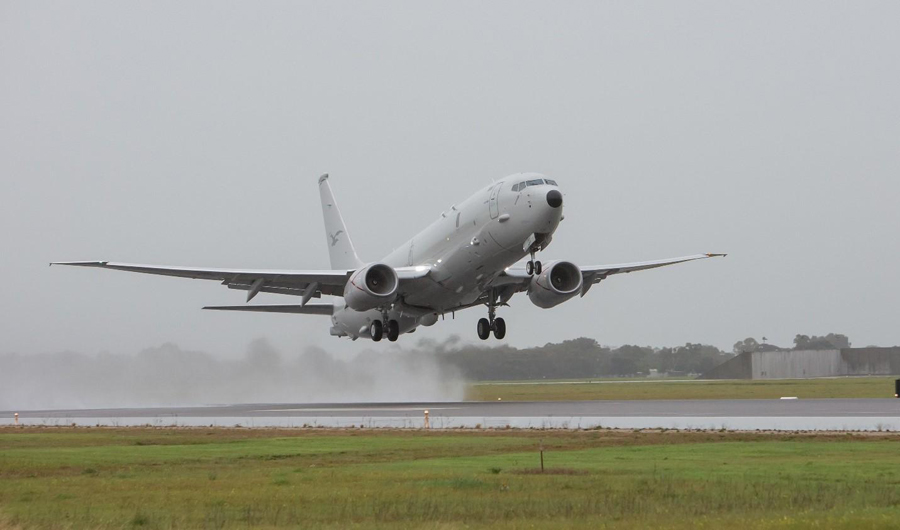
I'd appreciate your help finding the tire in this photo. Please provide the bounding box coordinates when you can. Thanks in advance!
[492,317,506,340]
[534,261,542,275]
[370,320,383,342]
[526,261,534,276]
[477,318,491,340]
[387,319,400,342]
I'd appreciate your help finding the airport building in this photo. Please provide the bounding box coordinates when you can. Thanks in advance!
[701,347,900,380]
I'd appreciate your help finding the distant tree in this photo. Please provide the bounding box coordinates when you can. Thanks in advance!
[733,337,760,354]
[609,355,639,376]
[793,333,851,350]
[733,337,783,353]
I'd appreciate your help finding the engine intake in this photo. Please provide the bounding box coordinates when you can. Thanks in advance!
[527,260,583,309]
[344,263,399,311]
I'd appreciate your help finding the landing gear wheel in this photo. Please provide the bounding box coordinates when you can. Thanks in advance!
[386,319,400,342]
[477,318,491,340]
[534,261,542,275]
[492,317,506,340]
[370,320,383,342]
[526,261,534,276]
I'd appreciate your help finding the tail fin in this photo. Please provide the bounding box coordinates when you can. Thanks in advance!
[318,174,364,270]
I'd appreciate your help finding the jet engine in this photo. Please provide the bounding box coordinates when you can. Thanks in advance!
[343,263,399,311]
[527,260,583,308]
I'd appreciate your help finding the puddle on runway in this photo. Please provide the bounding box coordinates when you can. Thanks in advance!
[2,415,899,431]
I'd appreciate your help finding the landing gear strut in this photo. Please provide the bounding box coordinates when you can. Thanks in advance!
[477,290,507,340]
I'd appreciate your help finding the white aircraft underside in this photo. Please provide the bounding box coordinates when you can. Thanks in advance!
[54,173,724,342]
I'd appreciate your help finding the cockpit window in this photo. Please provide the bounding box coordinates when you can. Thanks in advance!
[526,179,543,186]
[544,179,557,186]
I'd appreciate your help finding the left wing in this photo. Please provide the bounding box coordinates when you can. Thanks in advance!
[50,261,352,301]
[494,253,726,297]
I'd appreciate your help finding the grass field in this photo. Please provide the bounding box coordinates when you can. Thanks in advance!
[467,376,898,401]
[2,428,900,529]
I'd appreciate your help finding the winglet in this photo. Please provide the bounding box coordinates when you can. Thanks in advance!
[50,261,110,267]
[705,253,727,258]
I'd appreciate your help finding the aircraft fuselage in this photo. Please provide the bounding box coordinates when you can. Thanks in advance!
[329,173,563,339]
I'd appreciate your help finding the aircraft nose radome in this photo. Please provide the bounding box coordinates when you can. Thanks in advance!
[546,189,563,208]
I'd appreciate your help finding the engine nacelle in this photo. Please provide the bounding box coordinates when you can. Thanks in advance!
[527,260,583,309]
[343,263,399,311]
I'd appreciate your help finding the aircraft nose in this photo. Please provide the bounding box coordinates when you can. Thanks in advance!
[546,189,563,208]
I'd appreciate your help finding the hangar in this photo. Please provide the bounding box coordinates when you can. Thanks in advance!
[701,347,900,380]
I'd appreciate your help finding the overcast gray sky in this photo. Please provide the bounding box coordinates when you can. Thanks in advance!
[2,1,899,359]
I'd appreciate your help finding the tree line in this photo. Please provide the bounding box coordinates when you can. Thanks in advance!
[426,332,853,381]
[430,338,729,380]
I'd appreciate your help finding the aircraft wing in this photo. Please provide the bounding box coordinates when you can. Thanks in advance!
[578,253,725,295]
[203,303,333,315]
[495,253,725,297]
[50,261,352,300]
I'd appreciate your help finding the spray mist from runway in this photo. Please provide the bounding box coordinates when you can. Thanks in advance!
[0,338,468,410]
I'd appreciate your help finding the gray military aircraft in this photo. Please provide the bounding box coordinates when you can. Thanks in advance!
[54,173,724,342]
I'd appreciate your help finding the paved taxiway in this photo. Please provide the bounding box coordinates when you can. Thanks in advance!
[3,400,899,431]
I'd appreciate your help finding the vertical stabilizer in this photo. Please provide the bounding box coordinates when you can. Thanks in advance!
[318,174,364,270]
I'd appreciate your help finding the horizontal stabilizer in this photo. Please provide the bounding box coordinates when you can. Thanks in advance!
[202,303,333,315]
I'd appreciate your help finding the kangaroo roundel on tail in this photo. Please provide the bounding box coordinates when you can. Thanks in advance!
[318,174,364,270]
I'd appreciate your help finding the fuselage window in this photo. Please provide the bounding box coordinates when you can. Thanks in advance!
[526,179,543,186]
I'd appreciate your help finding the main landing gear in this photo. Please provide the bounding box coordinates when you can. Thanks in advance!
[371,311,400,342]
[477,290,506,340]
[477,316,506,340]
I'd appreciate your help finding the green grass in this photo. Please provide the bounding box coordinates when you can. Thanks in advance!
[2,428,900,528]
[468,376,898,401]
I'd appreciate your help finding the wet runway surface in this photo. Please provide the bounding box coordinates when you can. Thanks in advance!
[3,399,900,431]
[4,399,900,419]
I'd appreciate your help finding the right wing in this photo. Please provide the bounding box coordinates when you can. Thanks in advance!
[492,253,726,298]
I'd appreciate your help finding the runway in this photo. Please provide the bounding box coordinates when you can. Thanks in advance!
[3,399,900,431]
